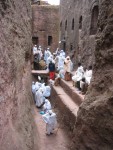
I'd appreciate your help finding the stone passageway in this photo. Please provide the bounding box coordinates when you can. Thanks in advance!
[33,106,71,150]
[32,70,84,150]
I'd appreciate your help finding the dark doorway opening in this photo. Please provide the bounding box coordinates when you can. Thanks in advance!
[32,37,39,45]
[48,36,52,46]
[63,42,66,52]
[79,16,82,29]
[72,19,74,30]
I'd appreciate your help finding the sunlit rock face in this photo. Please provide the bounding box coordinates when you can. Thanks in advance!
[72,0,113,149]
[0,1,38,150]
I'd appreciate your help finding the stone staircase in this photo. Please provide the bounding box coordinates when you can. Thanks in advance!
[50,78,85,132]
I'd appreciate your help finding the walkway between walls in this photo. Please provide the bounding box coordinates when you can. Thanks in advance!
[33,106,71,150]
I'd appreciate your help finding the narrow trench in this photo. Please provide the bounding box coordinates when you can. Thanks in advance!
[32,75,71,150]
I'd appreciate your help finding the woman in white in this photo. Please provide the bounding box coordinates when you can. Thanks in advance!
[43,86,51,98]
[42,110,57,135]
[42,99,52,113]
[72,63,84,85]
[35,88,45,108]
[64,56,72,73]
[85,66,92,85]
[33,45,38,55]
[57,55,65,71]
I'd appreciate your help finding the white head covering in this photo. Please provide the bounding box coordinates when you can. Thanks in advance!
[48,110,53,115]
[32,81,35,84]
[45,99,49,103]
[38,76,41,81]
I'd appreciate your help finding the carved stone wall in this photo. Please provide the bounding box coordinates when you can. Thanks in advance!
[71,1,113,149]
[0,1,38,150]
[60,0,99,67]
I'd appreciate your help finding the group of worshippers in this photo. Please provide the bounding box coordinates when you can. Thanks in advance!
[72,63,93,94]
[33,45,43,62]
[32,45,73,81]
[32,45,92,94]
[44,48,73,82]
[32,80,57,136]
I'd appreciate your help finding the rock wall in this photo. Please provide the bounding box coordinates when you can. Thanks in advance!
[60,0,99,67]
[32,4,60,52]
[0,0,38,150]
[72,0,113,149]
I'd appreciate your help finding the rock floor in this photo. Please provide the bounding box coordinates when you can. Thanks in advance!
[33,106,71,150]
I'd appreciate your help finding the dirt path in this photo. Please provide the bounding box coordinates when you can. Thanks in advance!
[33,107,71,150]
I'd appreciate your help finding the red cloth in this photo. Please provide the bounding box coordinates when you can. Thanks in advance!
[49,72,55,80]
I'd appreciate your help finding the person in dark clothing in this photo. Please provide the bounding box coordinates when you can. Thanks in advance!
[48,61,55,80]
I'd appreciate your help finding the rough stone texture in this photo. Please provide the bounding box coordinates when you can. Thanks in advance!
[32,4,60,52]
[0,1,38,150]
[60,0,99,67]
[71,1,113,149]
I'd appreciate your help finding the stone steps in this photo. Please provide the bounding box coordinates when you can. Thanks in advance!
[51,85,79,130]
[50,78,85,132]
[60,79,84,105]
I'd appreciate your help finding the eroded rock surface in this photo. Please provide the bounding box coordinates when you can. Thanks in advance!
[0,0,38,150]
[72,1,113,150]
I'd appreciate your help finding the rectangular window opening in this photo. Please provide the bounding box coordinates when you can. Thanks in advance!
[48,36,52,46]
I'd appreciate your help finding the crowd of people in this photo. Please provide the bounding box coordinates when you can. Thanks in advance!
[32,80,57,136]
[72,63,92,94]
[32,45,93,94]
[32,44,93,135]
[32,45,73,80]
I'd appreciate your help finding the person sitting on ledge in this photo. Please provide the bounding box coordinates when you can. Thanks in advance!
[72,63,84,90]
[64,56,72,81]
[80,66,93,94]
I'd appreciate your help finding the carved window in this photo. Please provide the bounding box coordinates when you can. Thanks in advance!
[60,21,62,30]
[79,16,82,29]
[72,18,74,30]
[32,37,39,45]
[65,20,67,30]
[48,36,52,46]
[90,5,99,35]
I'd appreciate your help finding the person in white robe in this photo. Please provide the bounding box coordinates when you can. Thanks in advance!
[58,67,65,79]
[64,56,72,73]
[60,50,65,58]
[35,82,42,91]
[32,81,36,94]
[79,66,92,94]
[85,66,92,85]
[46,55,55,66]
[44,48,51,64]
[57,55,65,71]
[43,86,51,98]
[33,45,38,55]
[54,54,59,69]
[35,88,45,107]
[72,63,84,83]
[38,45,42,51]
[42,110,57,135]
[42,99,52,113]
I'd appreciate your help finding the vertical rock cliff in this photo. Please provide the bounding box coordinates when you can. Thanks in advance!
[73,0,113,149]
[0,0,37,150]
